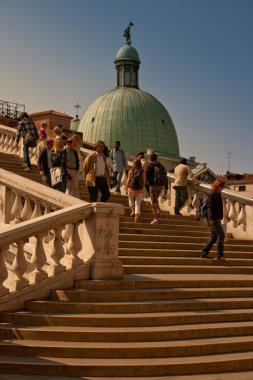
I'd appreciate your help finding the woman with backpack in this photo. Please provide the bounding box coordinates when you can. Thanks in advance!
[126,159,146,223]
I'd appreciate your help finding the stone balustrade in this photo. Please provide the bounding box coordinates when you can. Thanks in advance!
[166,173,253,240]
[0,168,124,311]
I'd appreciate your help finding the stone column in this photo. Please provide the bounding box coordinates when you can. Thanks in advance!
[83,203,125,280]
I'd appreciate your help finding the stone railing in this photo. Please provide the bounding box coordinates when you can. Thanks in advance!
[0,124,38,164]
[166,173,253,240]
[0,168,124,311]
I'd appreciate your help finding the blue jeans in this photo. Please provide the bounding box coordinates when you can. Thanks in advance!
[174,186,189,212]
[201,219,225,258]
[113,171,123,193]
[88,177,111,202]
[23,141,32,168]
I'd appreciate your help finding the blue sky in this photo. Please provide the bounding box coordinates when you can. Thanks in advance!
[0,0,252,174]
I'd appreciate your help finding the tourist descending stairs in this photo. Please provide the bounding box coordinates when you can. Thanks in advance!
[2,152,253,378]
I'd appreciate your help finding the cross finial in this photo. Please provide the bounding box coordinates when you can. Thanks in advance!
[74,101,81,119]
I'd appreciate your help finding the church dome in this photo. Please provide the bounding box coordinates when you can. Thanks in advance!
[70,117,80,132]
[77,24,180,159]
[77,87,179,158]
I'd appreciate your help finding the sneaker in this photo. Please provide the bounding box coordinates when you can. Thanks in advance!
[157,209,161,217]
[24,167,31,171]
[200,255,213,259]
[216,256,226,262]
[130,211,135,216]
[151,218,160,224]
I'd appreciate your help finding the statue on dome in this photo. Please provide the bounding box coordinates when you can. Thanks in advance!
[123,21,134,45]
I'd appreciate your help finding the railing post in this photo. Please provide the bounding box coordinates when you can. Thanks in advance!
[83,203,125,280]
[0,248,9,296]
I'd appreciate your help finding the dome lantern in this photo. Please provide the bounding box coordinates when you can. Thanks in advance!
[114,22,140,89]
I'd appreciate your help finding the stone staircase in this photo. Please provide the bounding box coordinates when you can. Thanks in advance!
[1,152,253,378]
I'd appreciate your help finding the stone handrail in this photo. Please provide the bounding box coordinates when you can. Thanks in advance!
[0,167,124,311]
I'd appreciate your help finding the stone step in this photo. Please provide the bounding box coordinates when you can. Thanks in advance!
[120,220,211,231]
[119,240,253,252]
[2,308,253,328]
[0,351,253,377]
[123,264,253,275]
[2,321,253,342]
[120,227,212,237]
[2,371,253,380]
[119,235,253,249]
[119,247,253,258]
[76,275,253,289]
[120,216,205,225]
[51,287,253,302]
[24,297,253,314]
[2,335,253,359]
[120,256,253,267]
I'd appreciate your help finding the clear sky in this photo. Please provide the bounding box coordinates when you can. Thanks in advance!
[0,0,252,175]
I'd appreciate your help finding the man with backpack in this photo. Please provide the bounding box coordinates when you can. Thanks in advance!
[200,178,226,261]
[145,153,168,224]
[126,159,146,223]
[15,112,38,171]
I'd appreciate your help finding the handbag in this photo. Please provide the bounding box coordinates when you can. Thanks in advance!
[50,167,62,187]
[110,176,117,189]
[24,132,37,147]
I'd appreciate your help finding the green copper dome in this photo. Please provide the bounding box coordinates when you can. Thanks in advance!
[115,44,140,63]
[70,117,80,132]
[77,87,179,158]
[77,26,180,159]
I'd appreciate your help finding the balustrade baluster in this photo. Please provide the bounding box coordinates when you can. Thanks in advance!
[228,200,237,227]
[10,191,23,223]
[223,198,229,223]
[0,248,10,296]
[21,195,32,221]
[66,223,82,268]
[48,228,66,275]
[3,135,8,152]
[238,203,246,231]
[6,134,12,153]
[62,223,72,243]
[192,192,200,216]
[0,133,4,148]
[11,240,29,290]
[30,235,48,282]
[31,199,42,219]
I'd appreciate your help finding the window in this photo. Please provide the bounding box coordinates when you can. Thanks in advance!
[239,185,246,191]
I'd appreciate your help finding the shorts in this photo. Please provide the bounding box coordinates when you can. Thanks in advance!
[150,185,163,204]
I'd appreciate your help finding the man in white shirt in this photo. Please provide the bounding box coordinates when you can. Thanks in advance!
[83,141,111,202]
[110,141,128,194]
[173,158,195,215]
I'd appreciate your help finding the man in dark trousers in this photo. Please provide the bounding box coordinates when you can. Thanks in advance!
[200,178,226,261]
[15,112,38,171]
[37,138,54,187]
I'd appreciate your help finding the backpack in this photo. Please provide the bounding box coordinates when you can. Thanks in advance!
[129,169,144,190]
[153,164,167,186]
[199,197,210,219]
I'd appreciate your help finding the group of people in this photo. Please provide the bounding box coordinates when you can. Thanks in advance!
[15,112,82,197]
[16,113,226,260]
